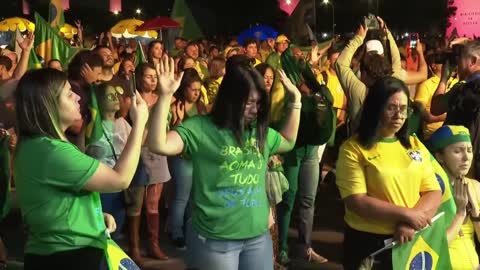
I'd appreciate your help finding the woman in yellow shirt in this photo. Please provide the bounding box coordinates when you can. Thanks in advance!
[336,76,442,270]
[430,125,480,270]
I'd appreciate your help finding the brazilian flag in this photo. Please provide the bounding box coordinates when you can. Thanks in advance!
[85,85,103,146]
[431,155,456,226]
[280,46,337,146]
[392,213,452,270]
[134,41,146,67]
[171,0,204,40]
[48,0,65,30]
[105,238,140,270]
[33,12,79,70]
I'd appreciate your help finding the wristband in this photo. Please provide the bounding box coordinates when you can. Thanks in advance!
[288,102,302,110]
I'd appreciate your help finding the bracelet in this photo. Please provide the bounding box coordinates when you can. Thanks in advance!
[288,102,302,110]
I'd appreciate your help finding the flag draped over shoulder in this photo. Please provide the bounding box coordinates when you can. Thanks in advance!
[392,213,452,270]
[85,85,103,146]
[280,46,337,146]
[171,0,203,40]
[33,12,79,69]
[431,155,456,226]
[48,0,65,30]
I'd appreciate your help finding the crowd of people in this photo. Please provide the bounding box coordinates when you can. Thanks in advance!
[0,13,480,270]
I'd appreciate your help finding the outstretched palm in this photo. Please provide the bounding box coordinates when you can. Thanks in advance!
[156,56,183,95]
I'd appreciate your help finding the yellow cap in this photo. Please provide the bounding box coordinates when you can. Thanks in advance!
[275,35,290,43]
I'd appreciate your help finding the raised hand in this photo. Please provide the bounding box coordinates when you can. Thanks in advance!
[376,16,387,31]
[80,63,99,84]
[309,45,320,65]
[18,31,34,51]
[156,55,184,96]
[278,69,301,100]
[356,22,368,39]
[74,20,83,31]
[129,90,149,126]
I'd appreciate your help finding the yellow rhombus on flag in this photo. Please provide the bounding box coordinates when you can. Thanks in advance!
[392,212,452,270]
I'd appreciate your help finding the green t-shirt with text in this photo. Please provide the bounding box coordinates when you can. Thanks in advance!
[175,115,281,240]
[14,136,106,255]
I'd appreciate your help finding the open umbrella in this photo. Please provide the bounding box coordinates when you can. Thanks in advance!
[136,17,180,31]
[59,23,78,39]
[0,17,35,32]
[237,25,278,46]
[111,18,157,39]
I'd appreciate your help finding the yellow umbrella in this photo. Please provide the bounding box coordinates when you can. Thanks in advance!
[59,23,78,39]
[0,17,35,32]
[110,18,157,39]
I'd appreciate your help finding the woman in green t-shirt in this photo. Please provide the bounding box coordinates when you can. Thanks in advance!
[148,55,302,270]
[14,68,148,269]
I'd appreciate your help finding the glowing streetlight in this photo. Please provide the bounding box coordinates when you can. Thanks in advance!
[136,8,142,14]
[113,11,119,15]
[323,0,329,4]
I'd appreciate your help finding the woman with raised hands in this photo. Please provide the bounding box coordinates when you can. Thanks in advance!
[148,55,302,270]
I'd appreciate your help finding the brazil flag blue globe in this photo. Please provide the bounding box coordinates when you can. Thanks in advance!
[392,213,452,270]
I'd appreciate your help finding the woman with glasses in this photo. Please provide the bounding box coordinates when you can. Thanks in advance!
[336,76,442,270]
[86,83,131,239]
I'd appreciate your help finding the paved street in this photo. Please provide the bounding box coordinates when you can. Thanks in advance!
[1,178,346,270]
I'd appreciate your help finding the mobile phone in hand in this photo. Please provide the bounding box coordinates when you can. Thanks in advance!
[409,33,418,48]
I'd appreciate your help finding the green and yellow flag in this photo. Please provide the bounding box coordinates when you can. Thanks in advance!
[85,85,103,146]
[134,41,146,67]
[392,213,452,270]
[48,0,65,30]
[171,0,203,40]
[28,49,43,70]
[431,155,457,226]
[33,12,79,69]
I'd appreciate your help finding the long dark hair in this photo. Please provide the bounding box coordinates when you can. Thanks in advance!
[211,55,270,152]
[357,76,411,149]
[174,68,202,102]
[147,40,163,63]
[15,68,67,140]
[135,62,156,92]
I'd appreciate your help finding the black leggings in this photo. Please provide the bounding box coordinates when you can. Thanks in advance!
[343,226,393,270]
[24,247,108,270]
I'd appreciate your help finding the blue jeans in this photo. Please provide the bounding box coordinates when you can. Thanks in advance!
[277,144,320,253]
[168,156,193,239]
[186,222,274,270]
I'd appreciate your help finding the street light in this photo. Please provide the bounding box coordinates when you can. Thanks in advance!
[323,0,335,37]
[136,8,142,14]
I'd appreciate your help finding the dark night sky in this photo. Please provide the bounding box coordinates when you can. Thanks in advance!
[2,0,451,37]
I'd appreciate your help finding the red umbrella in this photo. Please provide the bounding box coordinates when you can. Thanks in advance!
[136,17,180,31]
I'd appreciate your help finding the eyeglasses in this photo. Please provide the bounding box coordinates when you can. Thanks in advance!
[105,92,121,101]
[385,105,413,117]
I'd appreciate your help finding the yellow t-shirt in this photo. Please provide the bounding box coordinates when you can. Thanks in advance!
[336,135,440,234]
[448,179,480,270]
[316,69,347,119]
[414,76,458,139]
